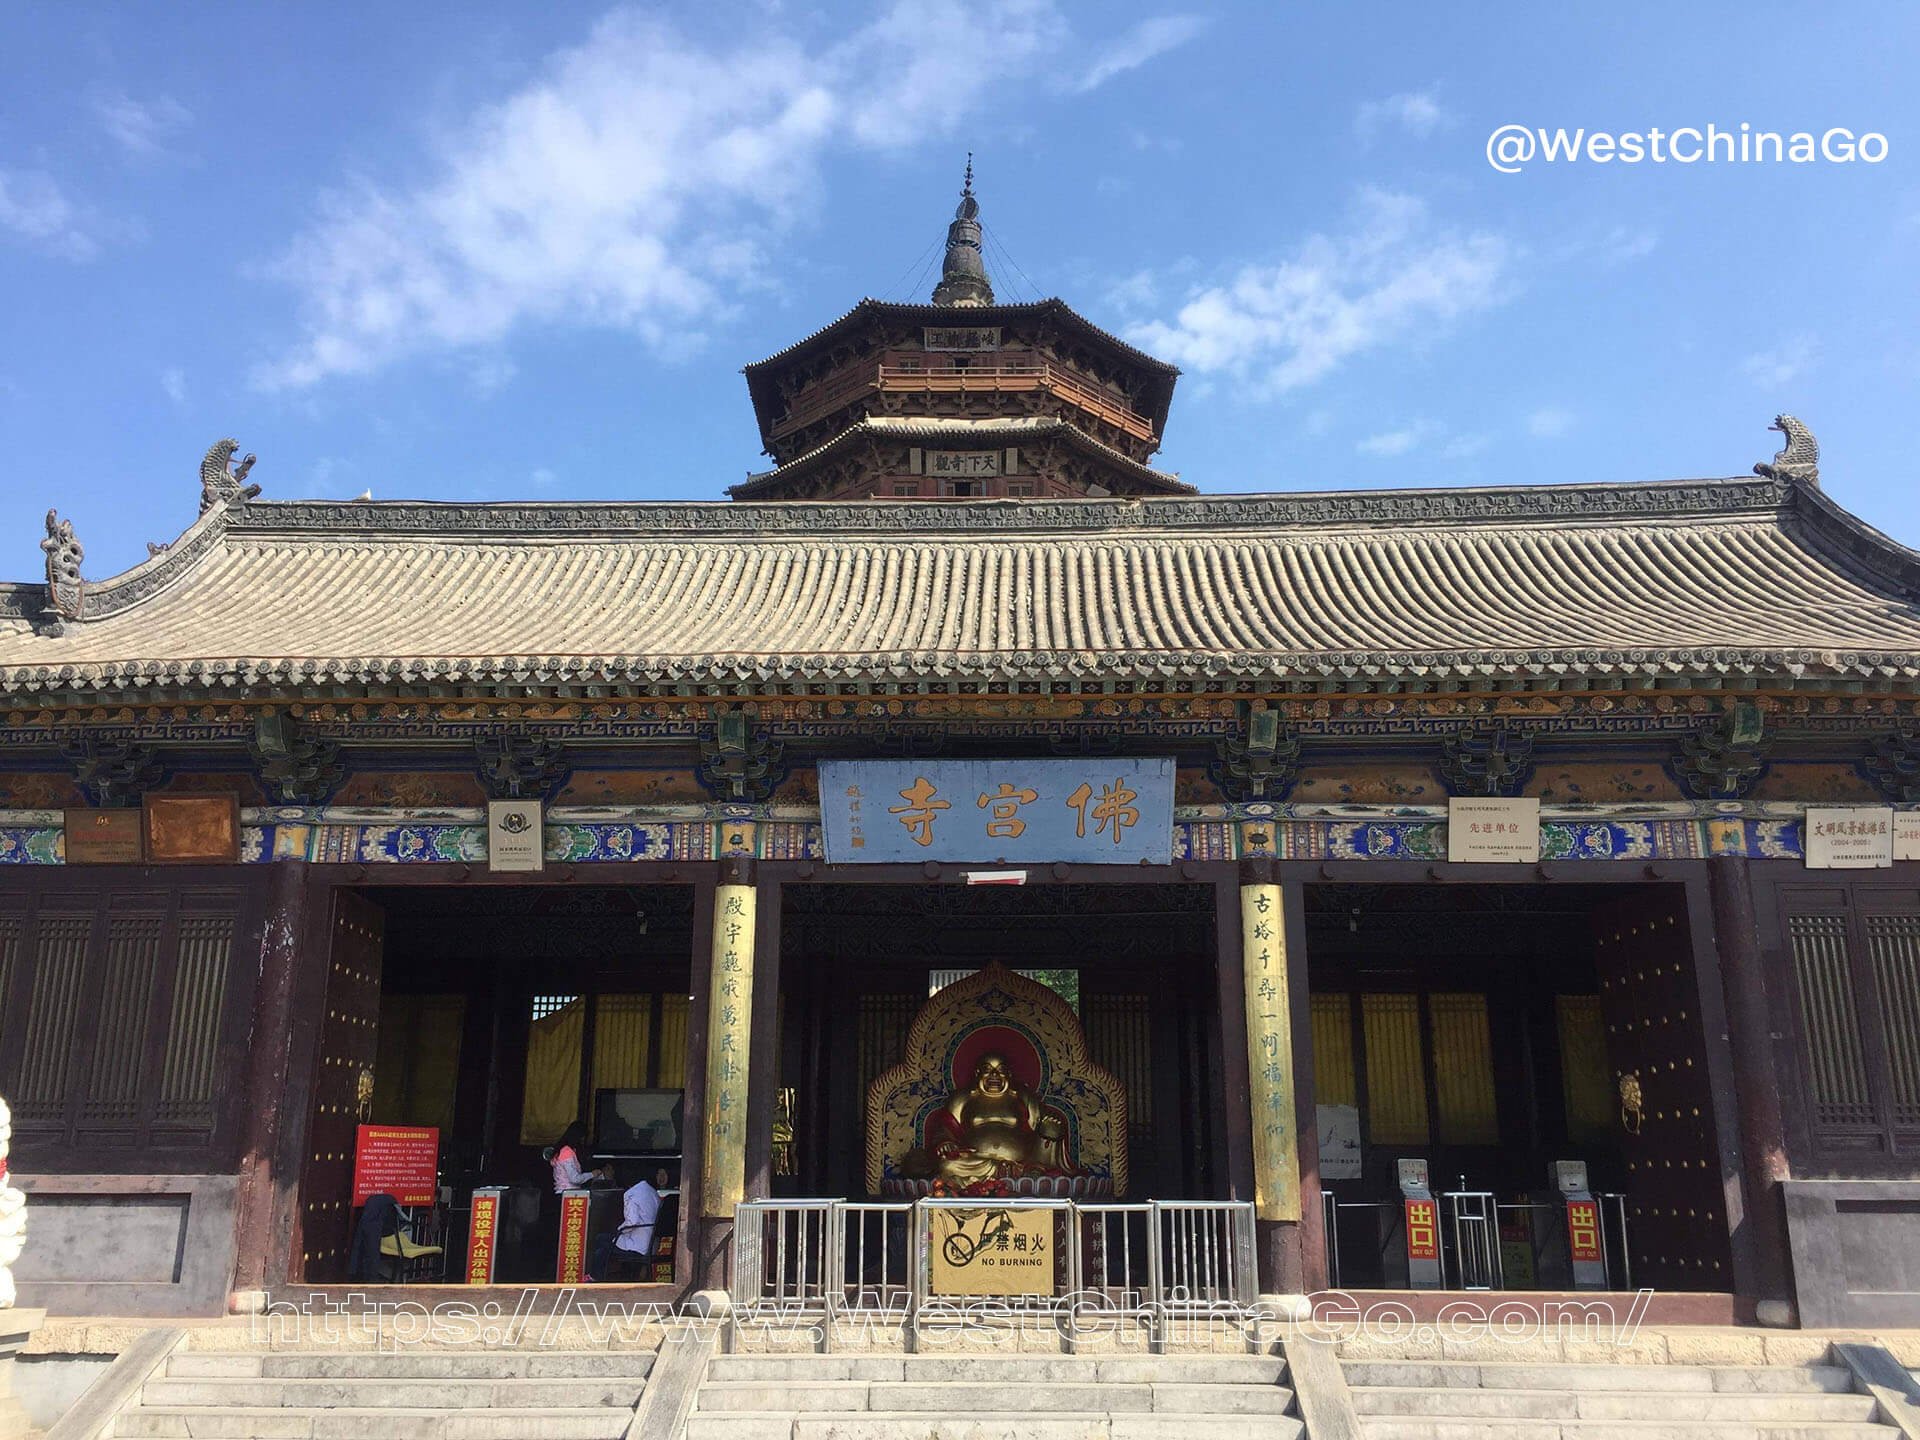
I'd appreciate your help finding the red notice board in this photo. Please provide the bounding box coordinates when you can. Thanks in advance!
[352,1124,440,1206]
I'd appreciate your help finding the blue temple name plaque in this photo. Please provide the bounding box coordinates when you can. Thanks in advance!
[820,758,1176,866]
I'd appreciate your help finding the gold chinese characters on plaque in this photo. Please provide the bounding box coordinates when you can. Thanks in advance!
[701,883,756,1217]
[1241,882,1300,1222]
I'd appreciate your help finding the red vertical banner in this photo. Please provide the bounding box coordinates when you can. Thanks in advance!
[1566,1199,1602,1264]
[556,1189,590,1283]
[1405,1199,1439,1262]
[466,1187,502,1285]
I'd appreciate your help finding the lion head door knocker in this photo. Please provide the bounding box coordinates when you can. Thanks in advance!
[356,1066,376,1122]
[1618,1070,1645,1135]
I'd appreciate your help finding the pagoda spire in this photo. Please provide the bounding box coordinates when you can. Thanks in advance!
[931,155,994,307]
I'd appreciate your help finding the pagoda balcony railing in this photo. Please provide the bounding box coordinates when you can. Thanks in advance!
[768,362,1157,445]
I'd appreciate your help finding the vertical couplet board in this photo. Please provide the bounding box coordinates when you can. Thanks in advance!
[1242,882,1301,1221]
[298,889,386,1281]
[702,883,756,1218]
[557,1190,590,1283]
[466,1187,504,1284]
[1591,890,1734,1291]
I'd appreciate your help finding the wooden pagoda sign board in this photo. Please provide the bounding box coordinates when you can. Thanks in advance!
[821,758,1174,865]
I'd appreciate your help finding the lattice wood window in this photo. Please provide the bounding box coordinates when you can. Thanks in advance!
[1864,914,1920,1131]
[1787,913,1877,1133]
[0,890,245,1154]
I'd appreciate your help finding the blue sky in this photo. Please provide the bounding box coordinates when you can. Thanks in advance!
[2,2,1916,580]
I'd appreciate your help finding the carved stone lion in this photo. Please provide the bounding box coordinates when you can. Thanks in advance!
[0,1096,22,1308]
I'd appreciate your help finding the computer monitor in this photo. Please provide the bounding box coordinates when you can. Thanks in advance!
[593,1088,684,1156]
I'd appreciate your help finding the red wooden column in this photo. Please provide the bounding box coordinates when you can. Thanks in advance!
[229,858,308,1294]
[1707,854,1798,1322]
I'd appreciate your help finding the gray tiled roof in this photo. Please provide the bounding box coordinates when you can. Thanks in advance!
[3,476,1919,697]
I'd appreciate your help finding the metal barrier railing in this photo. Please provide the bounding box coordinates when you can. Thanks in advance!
[833,1201,914,1313]
[732,1198,836,1308]
[1157,1199,1258,1307]
[1444,1191,1502,1290]
[1320,1188,1634,1291]
[730,1198,1256,1313]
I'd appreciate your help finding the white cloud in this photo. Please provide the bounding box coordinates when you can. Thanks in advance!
[256,2,1069,390]
[1356,423,1432,458]
[1741,335,1819,389]
[531,467,558,487]
[1074,14,1206,93]
[1356,89,1450,142]
[0,168,96,259]
[1354,420,1486,460]
[1128,189,1510,394]
[1526,406,1574,438]
[91,90,192,156]
[160,367,188,406]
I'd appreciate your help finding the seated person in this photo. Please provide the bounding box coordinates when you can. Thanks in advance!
[590,1168,669,1281]
[549,1122,611,1193]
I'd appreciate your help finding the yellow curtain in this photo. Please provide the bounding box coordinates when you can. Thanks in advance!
[371,993,465,1131]
[1362,993,1429,1144]
[1310,994,1357,1107]
[371,993,417,1124]
[1430,993,1500,1145]
[408,996,465,1132]
[1558,993,1614,1142]
[592,994,652,1096]
[519,998,585,1144]
[658,994,690,1087]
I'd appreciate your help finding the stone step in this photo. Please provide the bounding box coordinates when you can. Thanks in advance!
[686,1415,1304,1440]
[113,1406,633,1439]
[1353,1387,1879,1422]
[696,1381,1295,1415]
[1359,1420,1890,1440]
[703,1354,1286,1385]
[137,1377,644,1410]
[1345,1362,1856,1393]
[167,1351,657,1381]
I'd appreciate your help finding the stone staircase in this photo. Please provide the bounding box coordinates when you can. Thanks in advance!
[686,1352,1304,1440]
[107,1348,655,1439]
[1344,1357,1895,1440]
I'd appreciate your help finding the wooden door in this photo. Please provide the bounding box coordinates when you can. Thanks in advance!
[296,890,386,1281]
[1590,888,1733,1291]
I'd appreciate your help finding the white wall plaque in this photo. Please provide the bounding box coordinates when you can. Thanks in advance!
[1896,813,1920,861]
[1805,806,1893,869]
[1317,1103,1362,1181]
[487,799,545,872]
[1447,797,1540,863]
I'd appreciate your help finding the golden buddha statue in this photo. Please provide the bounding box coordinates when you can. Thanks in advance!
[901,1052,1080,1185]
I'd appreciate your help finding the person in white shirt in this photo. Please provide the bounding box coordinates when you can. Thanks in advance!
[590,1168,669,1281]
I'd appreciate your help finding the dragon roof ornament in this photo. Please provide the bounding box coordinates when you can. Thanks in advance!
[1754,414,1818,488]
[200,438,260,515]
